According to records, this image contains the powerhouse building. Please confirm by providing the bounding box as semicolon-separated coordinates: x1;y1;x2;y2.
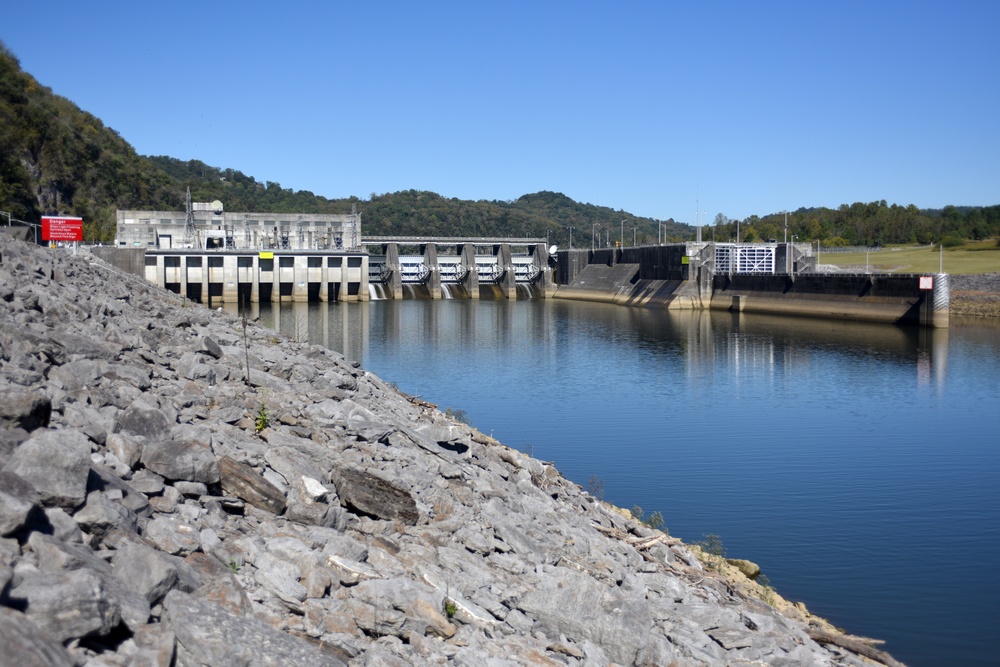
115;207;361;251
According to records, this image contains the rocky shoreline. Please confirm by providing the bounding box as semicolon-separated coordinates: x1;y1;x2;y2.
948;273;1000;319
0;234;905;666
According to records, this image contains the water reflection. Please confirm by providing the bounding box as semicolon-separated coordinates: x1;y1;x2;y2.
247;300;951;393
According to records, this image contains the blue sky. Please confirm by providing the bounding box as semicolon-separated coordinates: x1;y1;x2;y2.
4;1;998;222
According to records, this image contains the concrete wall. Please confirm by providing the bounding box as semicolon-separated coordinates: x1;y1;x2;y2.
553;243;949;328
92;247;146;277
137;250;368;304
712;273;949;327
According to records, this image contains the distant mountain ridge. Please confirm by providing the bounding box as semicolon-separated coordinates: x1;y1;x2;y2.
1;42;997;246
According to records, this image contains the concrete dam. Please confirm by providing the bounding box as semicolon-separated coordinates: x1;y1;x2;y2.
93;239;949;328
554;244;949;328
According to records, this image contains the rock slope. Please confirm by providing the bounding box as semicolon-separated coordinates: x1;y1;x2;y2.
0;235;902;666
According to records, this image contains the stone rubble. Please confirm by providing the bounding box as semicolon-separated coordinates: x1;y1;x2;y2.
0;234;898;666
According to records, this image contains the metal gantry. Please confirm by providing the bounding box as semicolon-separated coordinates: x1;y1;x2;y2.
715;243;776;274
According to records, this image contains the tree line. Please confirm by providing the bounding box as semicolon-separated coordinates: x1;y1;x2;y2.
711;201;1000;248
2;42;997;248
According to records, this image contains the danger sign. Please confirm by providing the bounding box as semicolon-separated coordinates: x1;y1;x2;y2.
919;276;934;290
41;216;84;242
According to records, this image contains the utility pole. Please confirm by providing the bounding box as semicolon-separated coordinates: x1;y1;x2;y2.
785;212;789;274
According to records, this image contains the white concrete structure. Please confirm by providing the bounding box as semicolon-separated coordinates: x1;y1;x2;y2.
116;208;361;251
143;250;369;303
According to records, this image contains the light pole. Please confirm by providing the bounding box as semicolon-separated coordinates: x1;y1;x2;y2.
620;219;624;248
568;226;575;249
592;223;597;250
633;226;637;247
790;235;796;275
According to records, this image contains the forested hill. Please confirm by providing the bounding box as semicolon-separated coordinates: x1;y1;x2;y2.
2;42;997;247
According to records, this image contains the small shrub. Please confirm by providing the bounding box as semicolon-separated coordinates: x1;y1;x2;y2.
444;599;457;619
645;510;665;531
699;533;726;558
254;403;270;433
696;533;727;571
444;407;470;425
629;504;666;531
586;475;605;500
228;559;240;574
757;573;776;606
940;236;965;248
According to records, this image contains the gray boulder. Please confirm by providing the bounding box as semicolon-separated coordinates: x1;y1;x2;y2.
116;399;172;442
331;466;418;525
0;471;41;536
73;491;140;540
8;568;122;642
218;455;286;515
141;433;219;484
0;607;75;667
113;541;179;605
144;515;202;556
3;429;91;509
162;589;347;667
0;387;51;432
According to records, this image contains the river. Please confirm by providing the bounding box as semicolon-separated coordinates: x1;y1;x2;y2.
249;297;999;667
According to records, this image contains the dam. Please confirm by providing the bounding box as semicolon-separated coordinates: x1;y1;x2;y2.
92;238;949;327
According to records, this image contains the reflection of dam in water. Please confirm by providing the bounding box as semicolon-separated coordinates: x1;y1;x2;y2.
221;299;948;393
657;308;950;392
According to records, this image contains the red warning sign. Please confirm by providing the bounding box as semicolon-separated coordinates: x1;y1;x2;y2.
41;216;84;242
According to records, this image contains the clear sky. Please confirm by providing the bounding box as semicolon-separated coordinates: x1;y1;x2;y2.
4;1;998;222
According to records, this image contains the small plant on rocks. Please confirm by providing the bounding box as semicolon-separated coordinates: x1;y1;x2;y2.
254;402;270;433
586;475;605;501
757;574;776;606
444;406;470;425
697;533;727;571
630;505;666;531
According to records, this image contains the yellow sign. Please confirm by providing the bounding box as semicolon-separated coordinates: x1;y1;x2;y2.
259;251;274;259
681;256;690;265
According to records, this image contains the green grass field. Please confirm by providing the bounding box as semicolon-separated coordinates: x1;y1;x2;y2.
820;240;1000;274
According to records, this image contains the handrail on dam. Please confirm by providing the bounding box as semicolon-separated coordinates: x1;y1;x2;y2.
362;236;547;246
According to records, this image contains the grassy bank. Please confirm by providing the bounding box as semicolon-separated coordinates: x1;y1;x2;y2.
820;241;1000;319
820;240;1000;274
